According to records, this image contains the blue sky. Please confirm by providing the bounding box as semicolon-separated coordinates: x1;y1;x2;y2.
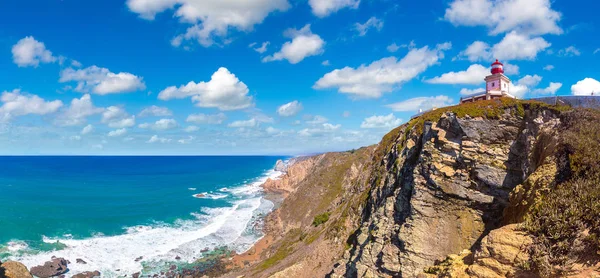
0;0;599;155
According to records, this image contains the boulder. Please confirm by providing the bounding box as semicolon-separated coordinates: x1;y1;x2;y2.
30;257;69;278
0;261;33;278
71;271;100;278
75;259;87;264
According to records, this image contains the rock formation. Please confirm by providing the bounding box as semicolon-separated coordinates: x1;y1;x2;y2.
29;257;69;278
0;261;33;278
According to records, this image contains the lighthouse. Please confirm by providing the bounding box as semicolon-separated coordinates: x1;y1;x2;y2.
460;59;516;104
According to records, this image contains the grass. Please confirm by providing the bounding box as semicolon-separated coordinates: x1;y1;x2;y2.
523;109;600;276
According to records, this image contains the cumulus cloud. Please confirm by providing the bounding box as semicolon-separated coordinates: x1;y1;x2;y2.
139;118;178;130
309;0;360;17
101;106;136;128
387;43;400;53
147;135;171;143
426;64;488;85
355;17;383;36
543;65;555;71
55;94;104;126
386;95;454;112
444;0;562;36
184;125;200;132
360;114;402;129
305;115;328;125
322;60;331;66
571;78;600;96
59;66;146;95
0;89;63;122
108;128;128;137
558;46;581;57
263;24;325;64
277;101;303;117
178;136;195;144
186;112;227;124
127;0;290;47
158;67;253;111
532;82;562;95
11;36;57;67
228;118;258;128
81;124;94;135
459;32;550;62
298;122;341;137
138;105;173;117
509;75;543;98
314;43;450;98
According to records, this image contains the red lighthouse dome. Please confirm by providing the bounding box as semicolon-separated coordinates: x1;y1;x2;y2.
491;59;504;74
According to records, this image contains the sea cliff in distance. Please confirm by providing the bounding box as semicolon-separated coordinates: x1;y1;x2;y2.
2;98;600;277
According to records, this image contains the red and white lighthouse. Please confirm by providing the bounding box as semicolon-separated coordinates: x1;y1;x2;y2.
460;59;516;104
491;59;504;75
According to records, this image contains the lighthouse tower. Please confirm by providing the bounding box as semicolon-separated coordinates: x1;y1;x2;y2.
460;59;516;104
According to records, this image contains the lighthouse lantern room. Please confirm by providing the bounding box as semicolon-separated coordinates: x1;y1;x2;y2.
460;59;516;104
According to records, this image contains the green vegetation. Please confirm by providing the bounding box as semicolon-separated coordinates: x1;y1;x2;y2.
312;212;330;227
524;109;600;276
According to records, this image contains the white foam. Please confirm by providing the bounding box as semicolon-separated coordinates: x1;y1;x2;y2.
188;187;196;191
6;240;28;252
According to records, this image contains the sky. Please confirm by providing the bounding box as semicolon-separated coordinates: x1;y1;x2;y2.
0;0;599;155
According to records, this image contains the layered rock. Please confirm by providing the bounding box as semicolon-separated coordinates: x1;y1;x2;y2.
333;108;561;277
30;257;69;278
262;155;324;195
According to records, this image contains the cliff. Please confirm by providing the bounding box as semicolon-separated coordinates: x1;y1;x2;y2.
228;98;600;278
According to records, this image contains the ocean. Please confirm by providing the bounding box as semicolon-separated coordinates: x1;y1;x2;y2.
0;156;285;277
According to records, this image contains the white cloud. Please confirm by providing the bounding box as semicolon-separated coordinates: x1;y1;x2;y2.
147;135;171;143
571;78;600;96
342;111;351;118
426;64;488;85
71;60;83;67
305;115;328;125
387;43;400;53
186;112;227;124
55;94;104;126
459;88;485;96
11;36;57;67
277;101;303;117
81;124;94;135
309;0;359;17
158;67;253;111
178;136;195;144
387;95;454;112
314;43;451;98
139;118;178;130
459;32;550;61
101;106;136;128
263;24;325;64
594;48;600;55
298;122;341;137
444;0;562;36
504;63;520;75
250;41;270;53
184;125;200;132
509;75;543;98
138;105;173;117
360;114;402;129
265;126;280;135
532;82;562;95
543;65;555;71
355;17;383;36
322;60;331;66
228;118;258;128
59;66;146;95
0;89;63;122
108;128;128;137
558;46;581;57
70;135;82;141
128;0;290;47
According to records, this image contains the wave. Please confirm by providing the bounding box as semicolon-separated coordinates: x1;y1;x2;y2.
192;192;228;200
6;166;284;277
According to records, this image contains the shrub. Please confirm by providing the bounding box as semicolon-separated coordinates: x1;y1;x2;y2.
312;212;330;227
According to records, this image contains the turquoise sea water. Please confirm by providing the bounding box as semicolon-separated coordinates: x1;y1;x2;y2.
0;156;284;276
